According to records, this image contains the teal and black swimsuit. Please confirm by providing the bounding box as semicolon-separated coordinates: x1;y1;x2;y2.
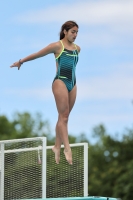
53;40;79;92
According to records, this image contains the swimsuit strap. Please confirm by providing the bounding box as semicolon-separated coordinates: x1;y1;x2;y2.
56;40;64;60
74;43;77;49
74;43;78;52
61;40;77;51
60;40;64;50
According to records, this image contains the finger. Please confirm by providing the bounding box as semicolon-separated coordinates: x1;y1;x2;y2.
10;64;17;68
10;62;17;67
10;65;14;68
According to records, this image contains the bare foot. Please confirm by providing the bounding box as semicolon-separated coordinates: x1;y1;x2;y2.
64;148;72;165
52;146;60;164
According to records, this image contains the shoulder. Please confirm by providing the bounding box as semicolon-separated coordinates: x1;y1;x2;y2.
49;41;62;52
36;41;62;57
75;44;81;53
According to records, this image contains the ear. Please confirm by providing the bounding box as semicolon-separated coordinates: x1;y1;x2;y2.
63;29;67;35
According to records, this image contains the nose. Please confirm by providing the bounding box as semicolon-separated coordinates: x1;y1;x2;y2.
74;32;77;38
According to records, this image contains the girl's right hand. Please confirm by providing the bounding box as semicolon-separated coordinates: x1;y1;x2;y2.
10;61;22;70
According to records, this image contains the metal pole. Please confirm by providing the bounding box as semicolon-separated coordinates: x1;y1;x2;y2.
42;137;47;198
0;143;4;200
84;143;88;196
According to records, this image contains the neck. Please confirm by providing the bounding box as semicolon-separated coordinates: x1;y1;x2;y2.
62;38;73;46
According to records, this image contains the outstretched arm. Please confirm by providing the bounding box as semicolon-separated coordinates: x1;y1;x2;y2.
10;42;59;70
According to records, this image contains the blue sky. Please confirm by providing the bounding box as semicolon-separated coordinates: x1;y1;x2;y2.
1;0;133;141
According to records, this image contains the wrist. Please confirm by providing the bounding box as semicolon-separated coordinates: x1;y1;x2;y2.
19;59;23;65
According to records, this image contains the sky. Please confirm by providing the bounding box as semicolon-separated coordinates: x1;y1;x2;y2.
1;0;133;142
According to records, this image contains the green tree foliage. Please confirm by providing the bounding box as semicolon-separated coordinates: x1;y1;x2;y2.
89;124;133;200
0;115;18;140
0;112;133;200
0;112;52;144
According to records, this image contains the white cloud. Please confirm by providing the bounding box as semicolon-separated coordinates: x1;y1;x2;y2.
77;63;133;101
5;63;133;103
14;0;133;30
14;0;133;25
73;112;133;125
12;0;133;48
70;113;133;137
5;87;53;101
78;76;133;100
77;31;118;47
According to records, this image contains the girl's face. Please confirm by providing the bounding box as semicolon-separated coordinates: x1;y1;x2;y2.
64;26;78;42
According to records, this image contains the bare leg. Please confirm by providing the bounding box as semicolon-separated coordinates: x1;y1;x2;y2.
55;122;62;147
52;80;77;164
52;122;62;164
64;85;77;164
69;84;77;113
52;80;70;163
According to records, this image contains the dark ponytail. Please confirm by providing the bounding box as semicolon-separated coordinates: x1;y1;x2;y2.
59;20;79;40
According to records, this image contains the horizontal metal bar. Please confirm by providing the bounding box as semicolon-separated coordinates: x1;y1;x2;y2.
0;146;42;154
0;143;88;154
0;137;45;144
46;143;88;149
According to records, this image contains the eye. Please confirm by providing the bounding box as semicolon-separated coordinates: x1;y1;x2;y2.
71;31;78;34
72;31;75;33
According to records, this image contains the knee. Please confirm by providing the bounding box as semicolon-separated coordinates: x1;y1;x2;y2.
63;112;69;123
59;110;69;124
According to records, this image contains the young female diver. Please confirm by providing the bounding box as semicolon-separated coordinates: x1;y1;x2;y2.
10;20;81;165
